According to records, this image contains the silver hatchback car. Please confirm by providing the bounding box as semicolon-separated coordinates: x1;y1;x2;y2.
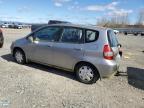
11;24;121;84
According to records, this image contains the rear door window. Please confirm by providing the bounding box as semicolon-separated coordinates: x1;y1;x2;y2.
107;30;118;47
61;27;83;44
85;30;99;43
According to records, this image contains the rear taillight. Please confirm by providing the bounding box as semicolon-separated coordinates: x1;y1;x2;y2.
103;44;114;60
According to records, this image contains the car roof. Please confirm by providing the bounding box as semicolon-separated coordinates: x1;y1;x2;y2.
46;23;110;31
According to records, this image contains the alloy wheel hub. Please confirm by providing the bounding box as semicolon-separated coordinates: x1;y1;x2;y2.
79;66;94;81
15;52;23;63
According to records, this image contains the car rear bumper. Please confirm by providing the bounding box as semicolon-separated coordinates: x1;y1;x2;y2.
94;59;120;78
99;63;119;78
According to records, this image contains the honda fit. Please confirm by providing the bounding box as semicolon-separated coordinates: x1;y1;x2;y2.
11;24;121;84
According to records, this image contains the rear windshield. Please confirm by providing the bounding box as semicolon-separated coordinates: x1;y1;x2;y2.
107;30;118;47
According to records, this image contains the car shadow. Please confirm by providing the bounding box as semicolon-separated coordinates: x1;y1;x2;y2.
116;67;144;90
127;67;144;90
1;54;15;62
115;71;128;77
1;54;76;81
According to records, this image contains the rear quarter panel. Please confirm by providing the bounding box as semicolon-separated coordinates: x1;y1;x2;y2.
82;30;107;73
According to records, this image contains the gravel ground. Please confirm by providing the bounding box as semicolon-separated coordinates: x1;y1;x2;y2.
0;28;144;108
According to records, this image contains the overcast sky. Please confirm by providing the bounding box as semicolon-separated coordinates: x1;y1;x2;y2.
0;0;143;24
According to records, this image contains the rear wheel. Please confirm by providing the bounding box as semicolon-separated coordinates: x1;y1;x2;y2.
75;63;99;84
14;49;26;64
134;33;138;36
141;33;144;36
124;32;127;35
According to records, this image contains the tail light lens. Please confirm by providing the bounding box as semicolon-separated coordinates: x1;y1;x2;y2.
103;44;114;60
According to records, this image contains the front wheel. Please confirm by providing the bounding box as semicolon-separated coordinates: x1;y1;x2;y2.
75;64;100;84
14;49;26;64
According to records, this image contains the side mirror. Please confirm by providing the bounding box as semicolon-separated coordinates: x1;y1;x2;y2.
117;43;122;48
27;36;34;43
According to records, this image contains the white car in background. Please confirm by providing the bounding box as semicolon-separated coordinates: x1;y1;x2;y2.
1;24;10;28
113;30;119;35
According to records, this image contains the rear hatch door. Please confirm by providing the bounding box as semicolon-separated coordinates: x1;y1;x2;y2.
107;30;121;60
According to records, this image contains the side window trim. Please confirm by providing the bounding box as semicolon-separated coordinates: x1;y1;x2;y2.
53;26;63;42
85;29;99;43
59;26;84;44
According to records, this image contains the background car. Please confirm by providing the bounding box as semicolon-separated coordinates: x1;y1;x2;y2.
31;20;70;32
141;32;144;36
113;30;119;34
1;23;10;28
0;29;4;48
13;24;23;29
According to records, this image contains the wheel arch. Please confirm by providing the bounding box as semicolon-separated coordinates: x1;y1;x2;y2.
13;47;25;56
74;61;101;79
13;47;28;62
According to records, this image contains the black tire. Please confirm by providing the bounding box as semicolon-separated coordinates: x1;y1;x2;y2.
134;33;138;36
0;43;3;48
141;33;144;36
14;49;26;64
119;51;123;57
124;32;127;35
75;63;100;84
0;33;4;48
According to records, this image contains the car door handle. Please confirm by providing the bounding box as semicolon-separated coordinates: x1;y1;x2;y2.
73;48;82;51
